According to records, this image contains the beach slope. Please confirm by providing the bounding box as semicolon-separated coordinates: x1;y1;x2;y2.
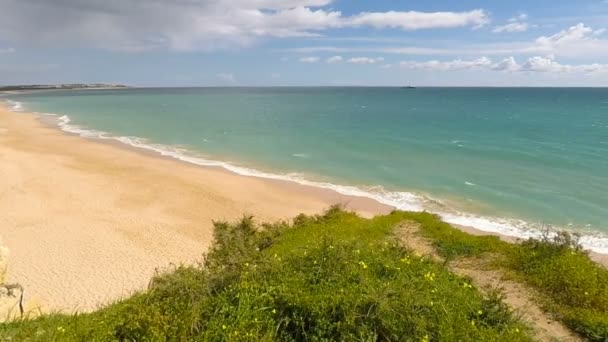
0;104;388;312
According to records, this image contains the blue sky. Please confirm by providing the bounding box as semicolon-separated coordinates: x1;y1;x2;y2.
1;0;608;86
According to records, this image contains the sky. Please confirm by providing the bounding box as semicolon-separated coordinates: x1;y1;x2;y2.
1;0;608;86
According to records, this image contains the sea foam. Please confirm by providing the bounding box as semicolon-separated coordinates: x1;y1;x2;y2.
6;100;24;112
5;99;608;254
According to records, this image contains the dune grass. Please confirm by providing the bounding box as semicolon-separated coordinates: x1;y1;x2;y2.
402;211;608;341
0;208;531;341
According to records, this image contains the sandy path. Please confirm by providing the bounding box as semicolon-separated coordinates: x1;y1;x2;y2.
397;221;581;342
0;104;389;312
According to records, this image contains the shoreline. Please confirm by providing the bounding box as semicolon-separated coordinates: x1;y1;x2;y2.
0;102;393;313
1;102;606;313
12;97;608;255
14;96;608;253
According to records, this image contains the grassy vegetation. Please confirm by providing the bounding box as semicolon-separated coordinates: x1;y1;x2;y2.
402;211;608;341
0;208;531;341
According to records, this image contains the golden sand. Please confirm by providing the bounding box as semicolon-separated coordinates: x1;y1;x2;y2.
0;104;390;313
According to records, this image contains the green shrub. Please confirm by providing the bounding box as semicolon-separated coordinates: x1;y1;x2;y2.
0;209;531;341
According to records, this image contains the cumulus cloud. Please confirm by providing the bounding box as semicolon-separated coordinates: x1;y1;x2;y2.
0;1;489;51
347;9;488;30
299;56;320;63
493;22;529;33
493;14;531;33
400;57;492;71
533;23;608;57
399;55;608;73
491;57;520;71
326;55;343;63
347;57;384;64
537;23;600;46
519;55;608;73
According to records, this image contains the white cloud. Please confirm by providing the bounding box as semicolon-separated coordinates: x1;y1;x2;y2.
291;46;467;55
0;47;15;54
493;14;530;33
217;72;236;83
493;22;529;33
0;1;490;51
400;57;492;71
326;55;343;63
536;23;600;46
399;56;608;73
238;0;334;9
533;23;608;58
299;56;320;63
594;28;607;36
519;55;608;73
347;9;489;30
509;14;528;22
491;57;520;71
347;57;384;64
289;23;608;59
520;56;566;72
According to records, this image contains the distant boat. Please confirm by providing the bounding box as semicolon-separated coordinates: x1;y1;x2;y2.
400;86;416;89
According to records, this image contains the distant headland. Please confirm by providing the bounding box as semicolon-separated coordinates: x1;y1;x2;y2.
0;84;128;92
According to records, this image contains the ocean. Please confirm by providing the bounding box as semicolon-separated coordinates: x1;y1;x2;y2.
4;87;608;252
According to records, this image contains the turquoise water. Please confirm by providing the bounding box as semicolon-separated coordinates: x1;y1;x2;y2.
4;87;608;251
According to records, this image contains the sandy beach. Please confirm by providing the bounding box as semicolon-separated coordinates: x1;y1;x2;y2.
1;102;606;315
0;103;390;313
